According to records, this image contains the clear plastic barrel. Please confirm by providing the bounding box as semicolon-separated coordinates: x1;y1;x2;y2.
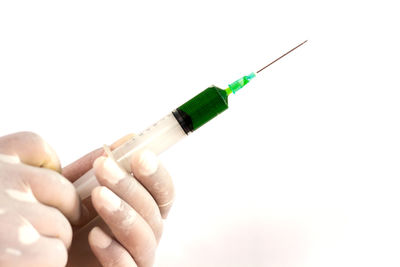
73;112;187;199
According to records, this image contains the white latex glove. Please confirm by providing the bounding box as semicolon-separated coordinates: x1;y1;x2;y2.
66;134;175;267
0;132;85;267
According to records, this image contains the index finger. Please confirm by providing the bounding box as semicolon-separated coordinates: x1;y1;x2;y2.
8;162;85;225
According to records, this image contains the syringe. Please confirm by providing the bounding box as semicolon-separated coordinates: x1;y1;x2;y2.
74;40;308;199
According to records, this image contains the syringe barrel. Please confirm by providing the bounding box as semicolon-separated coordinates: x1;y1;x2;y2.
74;85;230;199
73;112;187;199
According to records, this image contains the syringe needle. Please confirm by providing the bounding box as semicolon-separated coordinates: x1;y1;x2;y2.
256;40;308;74
226;40;308;95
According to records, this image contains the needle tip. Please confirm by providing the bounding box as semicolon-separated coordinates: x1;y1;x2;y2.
256;40;308;74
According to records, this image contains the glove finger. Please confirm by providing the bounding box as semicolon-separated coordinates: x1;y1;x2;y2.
131;150;175;218
93;156;163;242
16;202;72;248
91;186;157;267
89;226;138;267
8;162;84;225
0;210;67;267
0;132;61;172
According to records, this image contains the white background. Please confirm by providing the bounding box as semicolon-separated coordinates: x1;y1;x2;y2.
1;0;400;266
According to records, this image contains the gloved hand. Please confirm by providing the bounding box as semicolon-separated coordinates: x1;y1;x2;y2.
0;132;175;267
0;132;85;266
64;134;175;267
